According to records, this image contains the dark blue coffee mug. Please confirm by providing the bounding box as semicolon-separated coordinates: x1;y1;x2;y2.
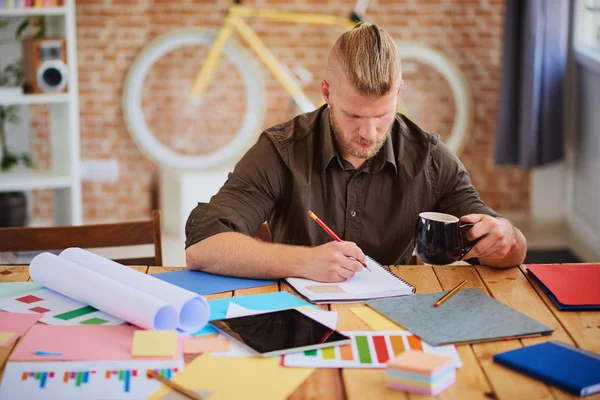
414;212;478;265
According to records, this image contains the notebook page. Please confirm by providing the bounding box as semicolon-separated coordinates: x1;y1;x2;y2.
333;257;410;294
286;256;412;300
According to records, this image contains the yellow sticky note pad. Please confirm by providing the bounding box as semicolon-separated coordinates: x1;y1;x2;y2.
131;330;178;357
149;354;314;400
0;332;16;346
350;306;405;331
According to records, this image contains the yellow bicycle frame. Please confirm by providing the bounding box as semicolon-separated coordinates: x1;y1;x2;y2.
188;5;356;104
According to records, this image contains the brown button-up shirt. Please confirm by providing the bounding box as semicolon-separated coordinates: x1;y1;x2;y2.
185;105;498;266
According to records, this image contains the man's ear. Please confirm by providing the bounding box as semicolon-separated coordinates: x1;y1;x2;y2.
397;79;404;96
321;79;331;105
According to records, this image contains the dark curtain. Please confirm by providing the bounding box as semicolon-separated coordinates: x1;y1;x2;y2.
494;0;570;167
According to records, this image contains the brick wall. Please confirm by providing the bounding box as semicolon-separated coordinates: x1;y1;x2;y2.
32;0;529;224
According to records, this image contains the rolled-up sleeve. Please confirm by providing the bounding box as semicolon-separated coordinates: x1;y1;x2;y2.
185;133;288;249
431;141;500;219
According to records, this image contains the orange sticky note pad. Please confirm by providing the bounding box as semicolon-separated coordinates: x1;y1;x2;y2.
131;330;178;357
0;332;16;346
387;350;454;376
183;337;230;354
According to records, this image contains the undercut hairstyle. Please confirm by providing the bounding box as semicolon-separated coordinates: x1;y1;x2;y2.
331;21;401;97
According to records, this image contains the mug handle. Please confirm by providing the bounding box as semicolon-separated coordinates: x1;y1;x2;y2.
458;222;478;260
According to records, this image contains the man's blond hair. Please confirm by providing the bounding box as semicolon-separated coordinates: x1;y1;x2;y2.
330;22;400;97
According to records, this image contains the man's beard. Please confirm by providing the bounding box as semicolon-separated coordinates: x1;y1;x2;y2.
330;106;391;160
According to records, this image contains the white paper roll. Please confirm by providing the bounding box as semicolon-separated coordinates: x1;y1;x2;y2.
29;253;178;331
60;248;209;332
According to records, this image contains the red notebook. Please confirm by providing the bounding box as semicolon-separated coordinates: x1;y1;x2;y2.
526;264;600;308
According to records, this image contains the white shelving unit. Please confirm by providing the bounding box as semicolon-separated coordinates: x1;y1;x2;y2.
0;0;82;225
0;6;67;17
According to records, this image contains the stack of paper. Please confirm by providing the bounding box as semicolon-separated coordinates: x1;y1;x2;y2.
1;324;185;399
386;350;456;395
21;248;210;331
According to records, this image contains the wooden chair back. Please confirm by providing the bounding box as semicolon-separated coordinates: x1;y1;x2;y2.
0;210;163;266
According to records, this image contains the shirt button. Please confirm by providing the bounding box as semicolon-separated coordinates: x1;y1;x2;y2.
350;211;357;217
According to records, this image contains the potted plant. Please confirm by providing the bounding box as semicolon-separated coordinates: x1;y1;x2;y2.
0;59;32;227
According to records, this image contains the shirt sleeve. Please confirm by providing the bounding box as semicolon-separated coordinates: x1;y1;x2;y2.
430;140;500;218
184;133;288;249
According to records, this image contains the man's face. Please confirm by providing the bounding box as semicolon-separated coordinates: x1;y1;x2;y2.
328;77;398;163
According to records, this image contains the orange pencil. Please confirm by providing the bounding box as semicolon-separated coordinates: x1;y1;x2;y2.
433;280;467;307
147;370;203;400
307;210;371;271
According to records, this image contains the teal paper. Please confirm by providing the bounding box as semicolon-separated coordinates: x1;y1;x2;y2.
0;282;43;299
192;291;316;335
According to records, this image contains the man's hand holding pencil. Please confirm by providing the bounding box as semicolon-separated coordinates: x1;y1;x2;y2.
302;210;370;283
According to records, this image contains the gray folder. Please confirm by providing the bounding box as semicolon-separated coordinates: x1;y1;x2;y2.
366;289;554;346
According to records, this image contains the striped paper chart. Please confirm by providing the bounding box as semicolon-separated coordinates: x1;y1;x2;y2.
0;360;183;399
0;288;123;326
282;331;462;369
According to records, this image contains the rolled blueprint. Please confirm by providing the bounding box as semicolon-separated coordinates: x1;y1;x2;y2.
60;247;210;332
29;252;178;331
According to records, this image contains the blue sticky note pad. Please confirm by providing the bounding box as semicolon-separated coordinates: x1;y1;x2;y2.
193;291;316;335
152;270;275;296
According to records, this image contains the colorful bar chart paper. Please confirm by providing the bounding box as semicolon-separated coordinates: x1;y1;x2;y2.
0;288;123;326
282;331;462;369
0;360;183;399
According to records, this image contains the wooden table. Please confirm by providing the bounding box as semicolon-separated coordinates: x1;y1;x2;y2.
1;264;599;400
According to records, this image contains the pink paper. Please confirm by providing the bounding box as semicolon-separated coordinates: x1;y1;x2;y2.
10;325;184;361
0;312;42;347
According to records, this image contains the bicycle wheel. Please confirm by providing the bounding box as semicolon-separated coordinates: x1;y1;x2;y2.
395;41;473;155
122;28;266;170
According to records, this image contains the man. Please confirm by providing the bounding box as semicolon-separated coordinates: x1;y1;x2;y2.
185;22;527;282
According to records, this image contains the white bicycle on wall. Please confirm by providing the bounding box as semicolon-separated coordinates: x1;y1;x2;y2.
122;0;474;171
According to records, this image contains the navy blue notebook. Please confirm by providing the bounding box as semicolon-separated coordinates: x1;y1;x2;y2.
493;341;600;396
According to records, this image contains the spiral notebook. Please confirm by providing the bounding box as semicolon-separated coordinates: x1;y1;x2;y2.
285;256;414;303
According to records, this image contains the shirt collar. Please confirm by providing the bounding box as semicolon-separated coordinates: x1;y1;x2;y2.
318;105;398;175
318;105;341;172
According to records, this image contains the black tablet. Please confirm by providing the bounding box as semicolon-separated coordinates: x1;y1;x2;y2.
209;308;351;357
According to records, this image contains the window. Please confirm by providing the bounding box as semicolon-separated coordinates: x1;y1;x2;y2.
574;0;600;68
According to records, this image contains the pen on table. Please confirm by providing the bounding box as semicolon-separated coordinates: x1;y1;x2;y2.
307;210;371;271
147;370;203;400
433;280;467;307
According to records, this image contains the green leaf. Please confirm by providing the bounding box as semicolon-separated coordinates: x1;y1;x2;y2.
1;152;18;171
15;16;45;40
15;19;29;40
21;153;33;168
38;16;46;38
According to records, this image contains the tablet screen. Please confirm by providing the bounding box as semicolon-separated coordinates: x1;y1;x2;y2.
209;308;351;357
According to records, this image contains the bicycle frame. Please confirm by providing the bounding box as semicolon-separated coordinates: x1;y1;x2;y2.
188;5;356;112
